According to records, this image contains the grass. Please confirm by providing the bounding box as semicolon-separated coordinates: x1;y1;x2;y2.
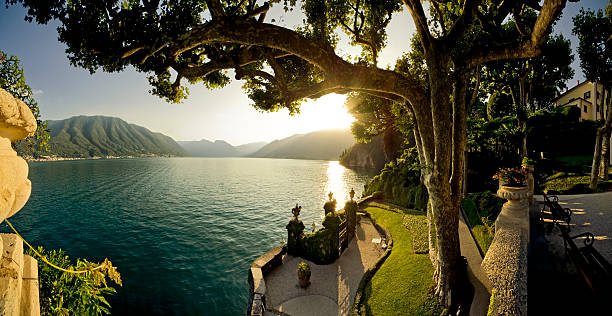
402;210;429;254
461;197;498;254
359;206;443;315
542;172;612;194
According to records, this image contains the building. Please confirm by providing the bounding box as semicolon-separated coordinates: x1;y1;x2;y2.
554;80;611;165
554;80;610;121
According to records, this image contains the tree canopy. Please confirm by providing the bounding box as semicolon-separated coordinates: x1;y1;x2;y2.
0;50;49;152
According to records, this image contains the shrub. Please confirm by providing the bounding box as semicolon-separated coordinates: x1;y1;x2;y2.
364;148;428;210
25;246;121;316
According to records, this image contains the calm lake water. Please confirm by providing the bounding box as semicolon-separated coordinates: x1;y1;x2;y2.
5;157;374;315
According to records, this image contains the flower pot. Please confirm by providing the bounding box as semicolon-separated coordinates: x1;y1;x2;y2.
297;269;311;288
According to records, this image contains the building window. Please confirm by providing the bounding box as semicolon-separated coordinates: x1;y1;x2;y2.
584;91;591;99
584;105;588;113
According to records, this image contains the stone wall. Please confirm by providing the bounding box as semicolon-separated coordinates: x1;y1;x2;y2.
0;88;40;315
481;186;530;316
247;246;286;316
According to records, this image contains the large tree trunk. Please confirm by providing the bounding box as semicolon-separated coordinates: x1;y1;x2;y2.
428;184;461;307
590;86;612;189
600;132;610;180
590;129;605;189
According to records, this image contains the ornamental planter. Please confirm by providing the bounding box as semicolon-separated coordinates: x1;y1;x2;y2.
497;185;530;215
297;262;311;288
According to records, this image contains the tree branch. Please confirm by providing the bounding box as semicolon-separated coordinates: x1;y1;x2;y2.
445;0;479;44
206;0;224;19
465;0;566;69
403;0;432;47
167;19;428;110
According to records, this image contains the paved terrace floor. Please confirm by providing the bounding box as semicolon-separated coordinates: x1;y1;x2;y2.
264;217;384;316
529;192;612;315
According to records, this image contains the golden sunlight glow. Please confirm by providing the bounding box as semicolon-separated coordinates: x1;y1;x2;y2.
292;93;355;131
324;161;350;205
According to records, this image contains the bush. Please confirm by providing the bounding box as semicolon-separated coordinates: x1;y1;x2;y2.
25;246;121;316
364;148;428;211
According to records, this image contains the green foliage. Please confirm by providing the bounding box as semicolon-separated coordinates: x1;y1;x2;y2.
402;210;428;254
573;7;612;86
462;191;504;254
364;148;428;211
297;261;311;280
359;207;443;315
487;288;498;316
527;106;597;157
25;246;121;316
0;50;50;153
542;172;612;194
300;213;341;264
486;91;514;120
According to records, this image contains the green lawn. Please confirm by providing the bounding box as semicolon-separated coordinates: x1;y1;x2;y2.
358;206;443;315
542;172;612;194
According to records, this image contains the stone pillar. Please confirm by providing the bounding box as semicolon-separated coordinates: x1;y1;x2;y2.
286;204;305;256
481;186;530;316
345;200;358;242
0;88;40;316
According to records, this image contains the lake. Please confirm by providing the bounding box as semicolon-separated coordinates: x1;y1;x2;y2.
5;157;374;315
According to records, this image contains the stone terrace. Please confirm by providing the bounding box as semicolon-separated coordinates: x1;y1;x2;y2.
264;217;384;316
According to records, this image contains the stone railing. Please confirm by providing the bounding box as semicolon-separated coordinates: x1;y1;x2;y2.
0;88;40;315
247;246;286;316
481;185;530;316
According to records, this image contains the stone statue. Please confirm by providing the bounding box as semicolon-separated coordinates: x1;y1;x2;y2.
0;88;36;221
0;87;40;315
292;204;302;220
349;188;355;201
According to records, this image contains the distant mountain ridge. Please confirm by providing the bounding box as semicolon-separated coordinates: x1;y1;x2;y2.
249;129;355;160
177;139;267;157
26;116;187;158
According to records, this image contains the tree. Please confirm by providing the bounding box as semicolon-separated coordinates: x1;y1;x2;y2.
0;50;50;153
573;6;612;188
481;27;574;158
8;0;570;309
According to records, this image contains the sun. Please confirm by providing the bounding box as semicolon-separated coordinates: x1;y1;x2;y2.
293;93;356;131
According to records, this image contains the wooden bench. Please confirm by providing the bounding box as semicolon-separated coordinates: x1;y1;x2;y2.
541;193;572;228
558;224;612;296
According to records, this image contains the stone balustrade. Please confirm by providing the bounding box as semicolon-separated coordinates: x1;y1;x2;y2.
0;87;40;315
481;185;530;316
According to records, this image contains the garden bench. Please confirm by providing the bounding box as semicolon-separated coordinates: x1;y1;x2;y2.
541;193;572;227
558;224;612;296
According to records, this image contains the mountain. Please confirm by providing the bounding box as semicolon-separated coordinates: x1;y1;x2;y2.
339;133;387;171
177;139;267;157
28;116;187;158
250;129;355;160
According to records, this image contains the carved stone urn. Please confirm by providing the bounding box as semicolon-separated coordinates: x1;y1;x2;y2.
497;185;530;215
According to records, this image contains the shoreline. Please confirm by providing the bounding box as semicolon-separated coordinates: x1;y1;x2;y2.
24;154;177;162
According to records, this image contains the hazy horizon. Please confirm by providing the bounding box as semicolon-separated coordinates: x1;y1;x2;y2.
0;0;607;144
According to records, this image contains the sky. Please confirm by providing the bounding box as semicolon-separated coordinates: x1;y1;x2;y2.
0;0;608;145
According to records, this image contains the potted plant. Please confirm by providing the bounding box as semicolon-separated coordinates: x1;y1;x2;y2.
297;261;311;288
493;167;527;187
521;157;535;172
